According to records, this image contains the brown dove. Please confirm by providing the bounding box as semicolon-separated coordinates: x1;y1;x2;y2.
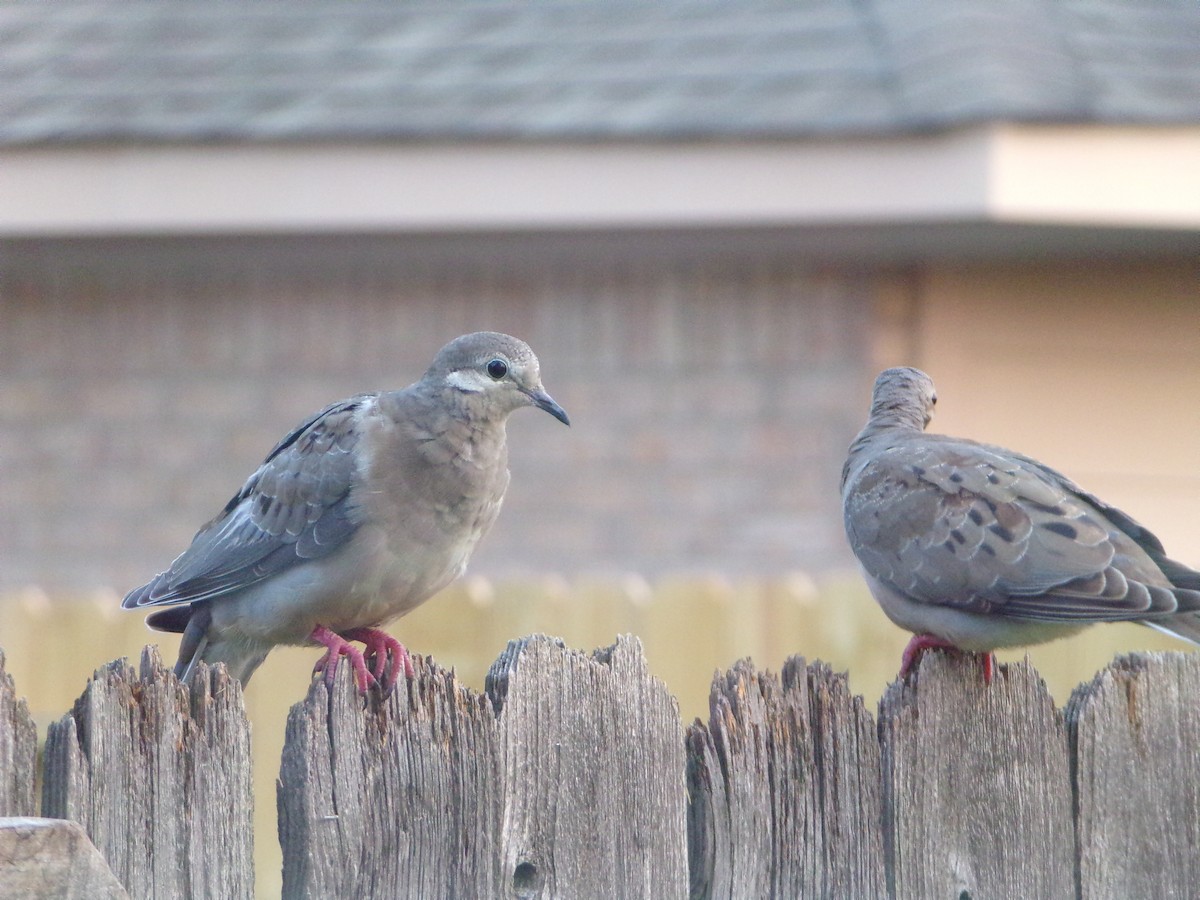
842;366;1200;681
124;332;569;693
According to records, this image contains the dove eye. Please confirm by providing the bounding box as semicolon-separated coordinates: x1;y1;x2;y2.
486;359;508;380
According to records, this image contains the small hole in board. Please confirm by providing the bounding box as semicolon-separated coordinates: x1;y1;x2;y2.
513;860;542;895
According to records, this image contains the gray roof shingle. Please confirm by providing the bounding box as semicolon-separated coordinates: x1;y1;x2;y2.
1;0;1198;145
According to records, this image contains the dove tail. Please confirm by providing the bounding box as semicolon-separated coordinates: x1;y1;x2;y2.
144;602;209;678
144;603;220;680
1158;556;1200;593
173;603;213;679
165;606;270;686
145;604;192;633
142;602;266;684
1143;612;1200;646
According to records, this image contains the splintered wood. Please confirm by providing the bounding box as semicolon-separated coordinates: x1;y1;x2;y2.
40;648;253;900
686;658;885;899
279;634;687;899
0;650;36;818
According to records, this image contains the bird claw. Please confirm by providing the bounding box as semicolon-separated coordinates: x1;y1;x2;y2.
900;633;996;684
309;625;378;693
308;624;413;695
341;627;414;695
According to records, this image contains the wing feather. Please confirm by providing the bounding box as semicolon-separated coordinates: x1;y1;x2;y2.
123;395;373;608
845;434;1191;622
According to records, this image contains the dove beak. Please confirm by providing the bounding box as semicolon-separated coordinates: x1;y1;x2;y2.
526;388;570;426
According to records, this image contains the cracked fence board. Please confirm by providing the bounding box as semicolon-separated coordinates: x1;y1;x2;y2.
278;655;503;899
488;634;688;899
41;648;254;900
0;649;36;817
879;653;1074;899
686;657;885;899
279;634;687;899
1068;652;1200;899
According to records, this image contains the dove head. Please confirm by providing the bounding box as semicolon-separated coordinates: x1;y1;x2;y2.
869;367;937;432
426;332;570;426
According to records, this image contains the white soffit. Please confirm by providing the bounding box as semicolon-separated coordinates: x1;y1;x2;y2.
989;125;1200;229
0;124;1196;236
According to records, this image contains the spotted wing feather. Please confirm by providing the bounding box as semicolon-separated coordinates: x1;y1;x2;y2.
846;435;1200;621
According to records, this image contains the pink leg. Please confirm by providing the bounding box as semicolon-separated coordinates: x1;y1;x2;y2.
309;624;375;693
341;627;414;694
899;633;996;684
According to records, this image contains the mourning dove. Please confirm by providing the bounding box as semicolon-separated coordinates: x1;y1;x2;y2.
842;367;1200;681
123;332;569;692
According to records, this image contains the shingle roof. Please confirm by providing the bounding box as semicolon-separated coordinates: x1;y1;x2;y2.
2;0;1199;145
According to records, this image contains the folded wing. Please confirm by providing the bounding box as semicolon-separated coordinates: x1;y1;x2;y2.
845;435;1200;621
123;395;371;608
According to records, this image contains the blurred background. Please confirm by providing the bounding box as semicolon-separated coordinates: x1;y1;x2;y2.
1;1;1198;896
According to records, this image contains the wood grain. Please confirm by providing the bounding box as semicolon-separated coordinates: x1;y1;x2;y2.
41;648;253;899
879;652;1075;899
1068;651;1200;899
489;634;688;899
0;650;36;818
280;633;687;899
687;657;885;899
0;817;128;899
278;653;502;899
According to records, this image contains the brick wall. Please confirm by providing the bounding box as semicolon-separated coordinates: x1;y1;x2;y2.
0;236;874;590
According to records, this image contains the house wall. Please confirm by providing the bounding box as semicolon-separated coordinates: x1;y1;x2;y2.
0;236;875;591
6;237;1192;596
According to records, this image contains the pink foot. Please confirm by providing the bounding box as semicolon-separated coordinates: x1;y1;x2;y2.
341;627;413;694
900;633;996;684
309;624;376;693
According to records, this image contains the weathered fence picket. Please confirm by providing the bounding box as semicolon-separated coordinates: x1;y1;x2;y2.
488;635;687;897
879;654;1075;898
40;647;254;900
277;651;503;897
686;658;885;899
1068;652;1200;898
2;636;1199;899
0;649;36;818
279;634;688;899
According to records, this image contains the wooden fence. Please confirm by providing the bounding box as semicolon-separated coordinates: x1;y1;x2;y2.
2;636;1198;899
6;577;1187;897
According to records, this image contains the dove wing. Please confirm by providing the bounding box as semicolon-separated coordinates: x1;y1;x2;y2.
845;435;1180;621
123;395;372;608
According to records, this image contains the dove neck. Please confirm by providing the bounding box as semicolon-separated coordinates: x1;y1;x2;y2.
397;380;502;428
866;398;928;434
841;412;923;492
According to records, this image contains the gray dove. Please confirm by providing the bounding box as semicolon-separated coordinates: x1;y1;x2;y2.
124;332;569;692
842;366;1200;681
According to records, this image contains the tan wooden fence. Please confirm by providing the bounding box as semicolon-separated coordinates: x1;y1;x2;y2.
0;578;1191;898
2;633;1198;898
